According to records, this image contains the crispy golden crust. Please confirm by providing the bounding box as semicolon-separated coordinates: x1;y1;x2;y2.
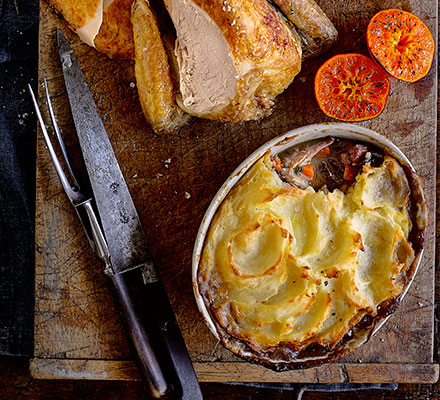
95;0;135;59
46;0;135;59
198;151;425;370
176;0;302;122
47;0;101;30
132;0;190;133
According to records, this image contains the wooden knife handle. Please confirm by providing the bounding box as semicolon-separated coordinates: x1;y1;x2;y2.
107;271;168;398
107;268;203;399
146;278;204;400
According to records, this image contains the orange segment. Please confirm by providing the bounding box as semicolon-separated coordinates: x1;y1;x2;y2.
367;9;434;82
314;53;390;122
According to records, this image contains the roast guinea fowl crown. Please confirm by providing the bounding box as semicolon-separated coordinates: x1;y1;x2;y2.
46;0;337;131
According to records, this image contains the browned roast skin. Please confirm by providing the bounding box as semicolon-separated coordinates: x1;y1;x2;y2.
47;0;101;30
164;0;302;122
94;0;135;59
272;0;337;58
46;0;135;59
132;0;190;133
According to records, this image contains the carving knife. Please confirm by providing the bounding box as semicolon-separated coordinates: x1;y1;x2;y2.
56;29;203;399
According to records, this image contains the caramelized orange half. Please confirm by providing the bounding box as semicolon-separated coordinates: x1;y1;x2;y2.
367;9;434;82
314;53;390;122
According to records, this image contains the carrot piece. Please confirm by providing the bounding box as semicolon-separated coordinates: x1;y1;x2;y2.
272;157;283;172
343;165;358;181
316;146;330;157
301;164;315;179
314;53;390;122
367;9;434;82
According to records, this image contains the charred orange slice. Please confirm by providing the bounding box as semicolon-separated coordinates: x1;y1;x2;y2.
367;9;434;82
314;53;390;122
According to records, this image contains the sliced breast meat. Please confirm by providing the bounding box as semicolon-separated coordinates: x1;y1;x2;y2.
132;0;190;133
163;0;302;122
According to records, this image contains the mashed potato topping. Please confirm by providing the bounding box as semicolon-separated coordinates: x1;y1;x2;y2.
198;151;415;355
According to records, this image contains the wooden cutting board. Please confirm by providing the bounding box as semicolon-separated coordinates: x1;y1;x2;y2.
31;0;439;384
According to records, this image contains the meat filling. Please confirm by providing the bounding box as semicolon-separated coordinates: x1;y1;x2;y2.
272;137;384;192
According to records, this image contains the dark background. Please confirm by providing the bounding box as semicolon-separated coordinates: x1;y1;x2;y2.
0;0;37;357
0;0;438;399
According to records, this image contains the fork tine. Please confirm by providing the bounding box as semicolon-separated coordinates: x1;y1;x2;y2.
43;78;81;190
28;82;78;203
29;81;107;257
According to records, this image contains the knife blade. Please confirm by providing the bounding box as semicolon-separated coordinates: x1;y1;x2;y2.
58;33;150;276
57;30;202;399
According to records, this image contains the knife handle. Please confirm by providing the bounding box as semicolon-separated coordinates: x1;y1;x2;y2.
108;267;203;399
147;279;204;400
107;271;168;398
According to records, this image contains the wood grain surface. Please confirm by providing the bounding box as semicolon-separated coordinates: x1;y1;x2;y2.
29;359;439;384
33;0;438;385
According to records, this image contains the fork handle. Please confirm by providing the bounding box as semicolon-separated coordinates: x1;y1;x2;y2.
78;200;111;268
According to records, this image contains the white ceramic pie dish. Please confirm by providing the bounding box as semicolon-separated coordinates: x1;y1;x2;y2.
192;122;426;369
